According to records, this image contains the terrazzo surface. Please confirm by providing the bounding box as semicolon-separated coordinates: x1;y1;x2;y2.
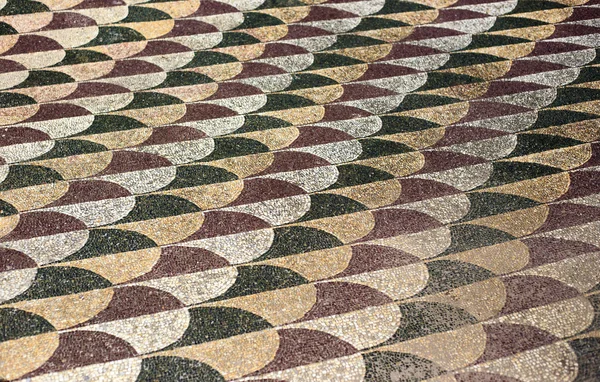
1;0;600;381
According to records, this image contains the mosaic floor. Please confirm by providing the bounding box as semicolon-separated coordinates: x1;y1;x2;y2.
1;0;600;381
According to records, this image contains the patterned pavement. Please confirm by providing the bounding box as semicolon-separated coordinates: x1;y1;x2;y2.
0;0;600;380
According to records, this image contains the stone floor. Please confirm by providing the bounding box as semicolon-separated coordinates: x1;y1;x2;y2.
0;0;600;381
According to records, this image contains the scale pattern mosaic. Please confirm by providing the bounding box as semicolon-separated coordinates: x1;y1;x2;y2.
0;0;600;380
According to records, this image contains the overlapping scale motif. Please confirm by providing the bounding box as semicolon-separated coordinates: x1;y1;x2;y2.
1;0;600;380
